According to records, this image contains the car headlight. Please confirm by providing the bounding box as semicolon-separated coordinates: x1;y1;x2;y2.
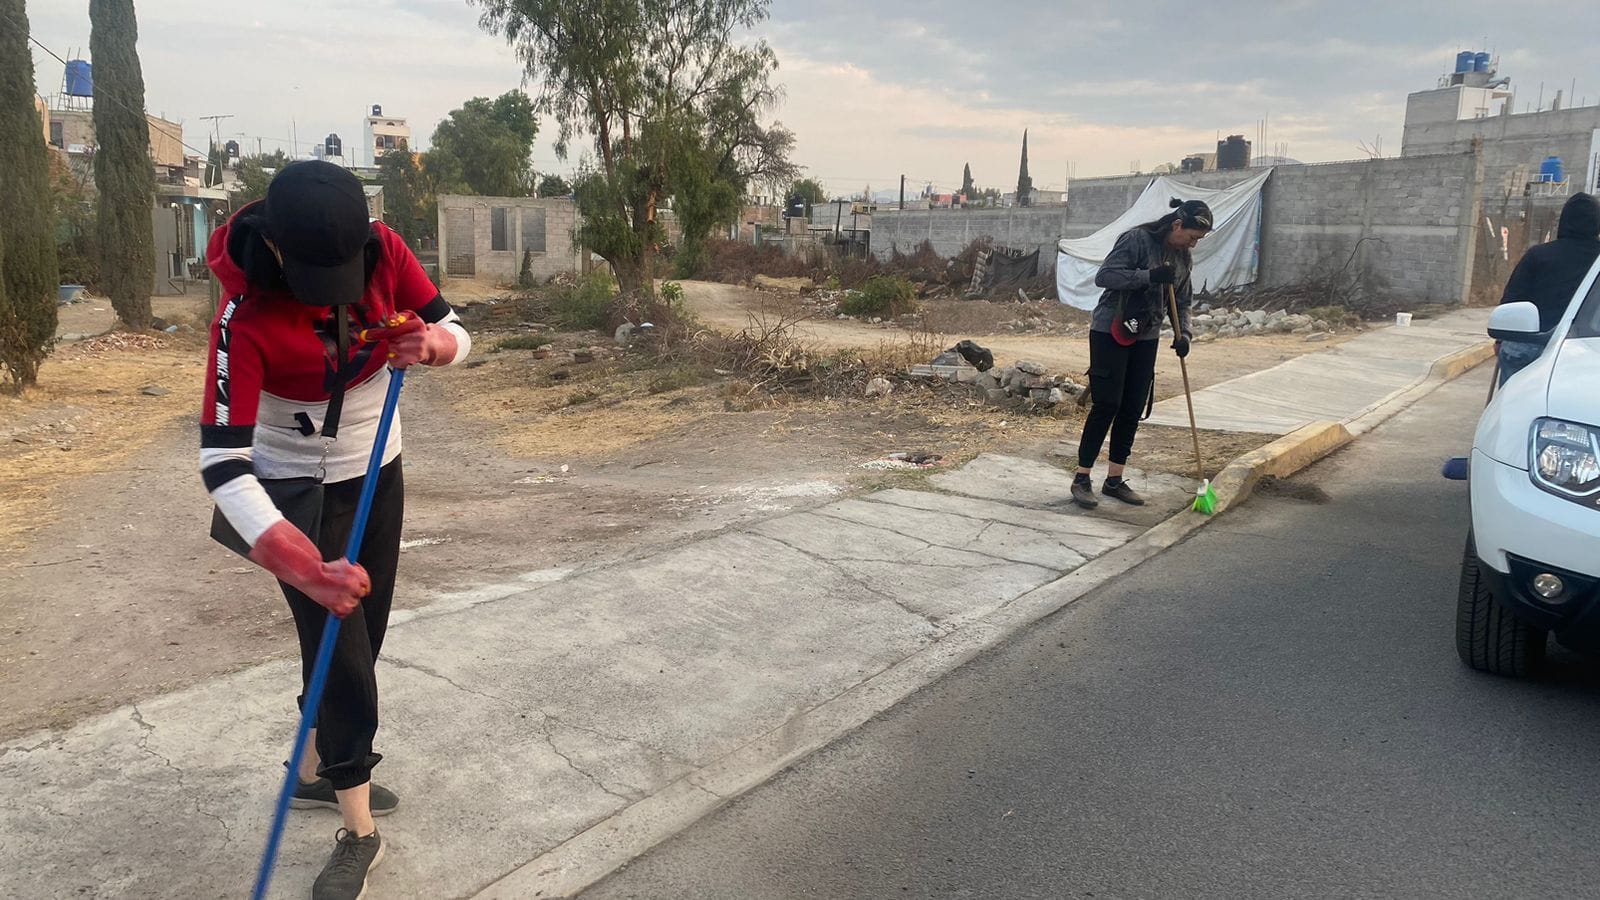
1530;418;1600;502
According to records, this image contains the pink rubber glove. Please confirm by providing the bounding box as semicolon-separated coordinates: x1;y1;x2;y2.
248;520;370;618
360;314;458;368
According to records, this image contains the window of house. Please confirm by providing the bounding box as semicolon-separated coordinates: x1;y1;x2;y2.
491;208;511;251
521;208;547;253
50;121;64;147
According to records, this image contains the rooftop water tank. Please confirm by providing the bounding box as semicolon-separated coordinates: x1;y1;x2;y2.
371;104;382;117
324;134;342;157
1455;52;1475;74
1216;135;1251;171
64;60;93;97
1474;52;1491;73
1539;156;1565;184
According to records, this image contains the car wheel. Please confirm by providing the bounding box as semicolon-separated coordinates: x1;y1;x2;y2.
1456;531;1547;676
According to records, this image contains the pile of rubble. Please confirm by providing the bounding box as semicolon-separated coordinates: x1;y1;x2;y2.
1189;306;1346;343
904;343;1084;409
975;360;1085;407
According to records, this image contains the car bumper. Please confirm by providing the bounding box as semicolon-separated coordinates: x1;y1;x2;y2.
1471;450;1600;649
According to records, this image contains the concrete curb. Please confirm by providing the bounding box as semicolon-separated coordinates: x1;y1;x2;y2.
472;341;1497;900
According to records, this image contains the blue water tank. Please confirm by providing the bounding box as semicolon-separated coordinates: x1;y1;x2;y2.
1455;51;1475;73
1474;52;1491;73
64;60;93;97
1539;156;1565;184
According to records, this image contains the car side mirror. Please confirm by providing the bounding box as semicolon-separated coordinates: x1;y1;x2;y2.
1488;301;1543;342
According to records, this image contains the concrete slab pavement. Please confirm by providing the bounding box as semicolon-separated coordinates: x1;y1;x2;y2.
1147;308;1492;433
0;454;1186;900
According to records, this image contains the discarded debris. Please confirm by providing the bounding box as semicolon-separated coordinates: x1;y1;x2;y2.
865;377;895;398
859;451;945;471
140;385;171;397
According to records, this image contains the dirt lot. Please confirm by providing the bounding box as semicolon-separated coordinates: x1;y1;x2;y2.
0;282;1297;739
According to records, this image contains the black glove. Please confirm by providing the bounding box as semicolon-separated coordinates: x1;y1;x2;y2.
1172;335;1191;359
1149;264;1177;285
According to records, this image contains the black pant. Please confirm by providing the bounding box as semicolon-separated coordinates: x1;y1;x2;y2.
280;458;404;791
1077;331;1158;470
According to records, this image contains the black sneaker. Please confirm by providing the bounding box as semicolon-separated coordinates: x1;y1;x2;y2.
1070;480;1099;509
293;778;400;817
313;828;385;900
1102;480;1146;506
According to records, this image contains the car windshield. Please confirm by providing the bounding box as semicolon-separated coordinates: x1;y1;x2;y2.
1574;273;1600;339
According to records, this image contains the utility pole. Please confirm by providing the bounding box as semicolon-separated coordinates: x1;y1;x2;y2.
198;114;232;186
899;174;905;211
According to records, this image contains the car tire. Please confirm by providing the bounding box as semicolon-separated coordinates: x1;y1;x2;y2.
1456;531;1547;676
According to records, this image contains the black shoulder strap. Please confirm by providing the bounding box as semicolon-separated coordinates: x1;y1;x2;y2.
322;312;350;440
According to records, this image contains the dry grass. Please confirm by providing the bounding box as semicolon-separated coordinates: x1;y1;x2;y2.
0;334;207;550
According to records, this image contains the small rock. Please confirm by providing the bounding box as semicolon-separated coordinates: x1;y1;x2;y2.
1047;387;1064;404
983;387;1011;405
1267;309;1288;323
140;385;170;397
572;350;595;364
1244;310;1268;327
1016;360;1047;376
1028;388;1053;402
164;325;179;334
976;371;1002;391
1304;332;1330;342
870;317;883;324
865;377;894;398
614;323;635;345
1195;332;1218;343
60;333;86;342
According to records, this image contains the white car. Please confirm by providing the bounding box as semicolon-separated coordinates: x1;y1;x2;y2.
1459;258;1600;676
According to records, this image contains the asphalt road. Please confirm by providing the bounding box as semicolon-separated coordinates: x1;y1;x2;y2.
586;369;1600;900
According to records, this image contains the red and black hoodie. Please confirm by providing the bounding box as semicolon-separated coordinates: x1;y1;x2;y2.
200;204;470;548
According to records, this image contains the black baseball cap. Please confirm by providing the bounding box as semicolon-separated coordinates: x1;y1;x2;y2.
263;160;371;306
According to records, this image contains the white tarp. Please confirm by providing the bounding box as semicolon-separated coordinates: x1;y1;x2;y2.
1056;170;1272;310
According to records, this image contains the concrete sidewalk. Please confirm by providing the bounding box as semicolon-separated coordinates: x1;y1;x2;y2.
0;453;1193;900
1147;308;1492;433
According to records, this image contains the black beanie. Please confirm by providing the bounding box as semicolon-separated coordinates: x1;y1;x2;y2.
1170;198;1214;232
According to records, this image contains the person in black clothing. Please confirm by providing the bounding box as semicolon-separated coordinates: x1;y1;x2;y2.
1072;199;1212;509
1498;192;1600;385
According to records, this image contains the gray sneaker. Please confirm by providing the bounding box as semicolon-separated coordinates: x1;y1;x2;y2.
313;828;385;900
1070;480;1099;509
1102;480;1146;506
293;778;400;817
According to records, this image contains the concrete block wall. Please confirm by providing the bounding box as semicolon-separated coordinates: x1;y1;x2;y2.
437;195;582;284
870;153;1483;306
1257;153;1480;304
870;207;1070;277
1403;105;1600;198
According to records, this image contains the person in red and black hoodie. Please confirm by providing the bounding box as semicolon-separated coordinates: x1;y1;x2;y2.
200;161;469;899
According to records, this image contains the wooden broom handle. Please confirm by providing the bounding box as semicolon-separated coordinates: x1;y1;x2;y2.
1166;285;1204;483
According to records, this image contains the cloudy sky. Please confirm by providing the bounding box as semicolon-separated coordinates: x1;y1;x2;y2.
26;0;1600;198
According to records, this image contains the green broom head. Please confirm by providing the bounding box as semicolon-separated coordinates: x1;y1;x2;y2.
1193;478;1219;515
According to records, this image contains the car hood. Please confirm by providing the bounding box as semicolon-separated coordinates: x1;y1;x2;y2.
1547;337;1600;426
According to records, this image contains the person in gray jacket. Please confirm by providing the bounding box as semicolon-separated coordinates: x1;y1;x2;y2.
1072;198;1212;509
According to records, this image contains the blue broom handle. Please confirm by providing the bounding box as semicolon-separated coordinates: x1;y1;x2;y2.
251;367;406;900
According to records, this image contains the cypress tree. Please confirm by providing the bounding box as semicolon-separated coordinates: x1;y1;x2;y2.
90;0;155;330
0;0;60;389
1015;130;1033;208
